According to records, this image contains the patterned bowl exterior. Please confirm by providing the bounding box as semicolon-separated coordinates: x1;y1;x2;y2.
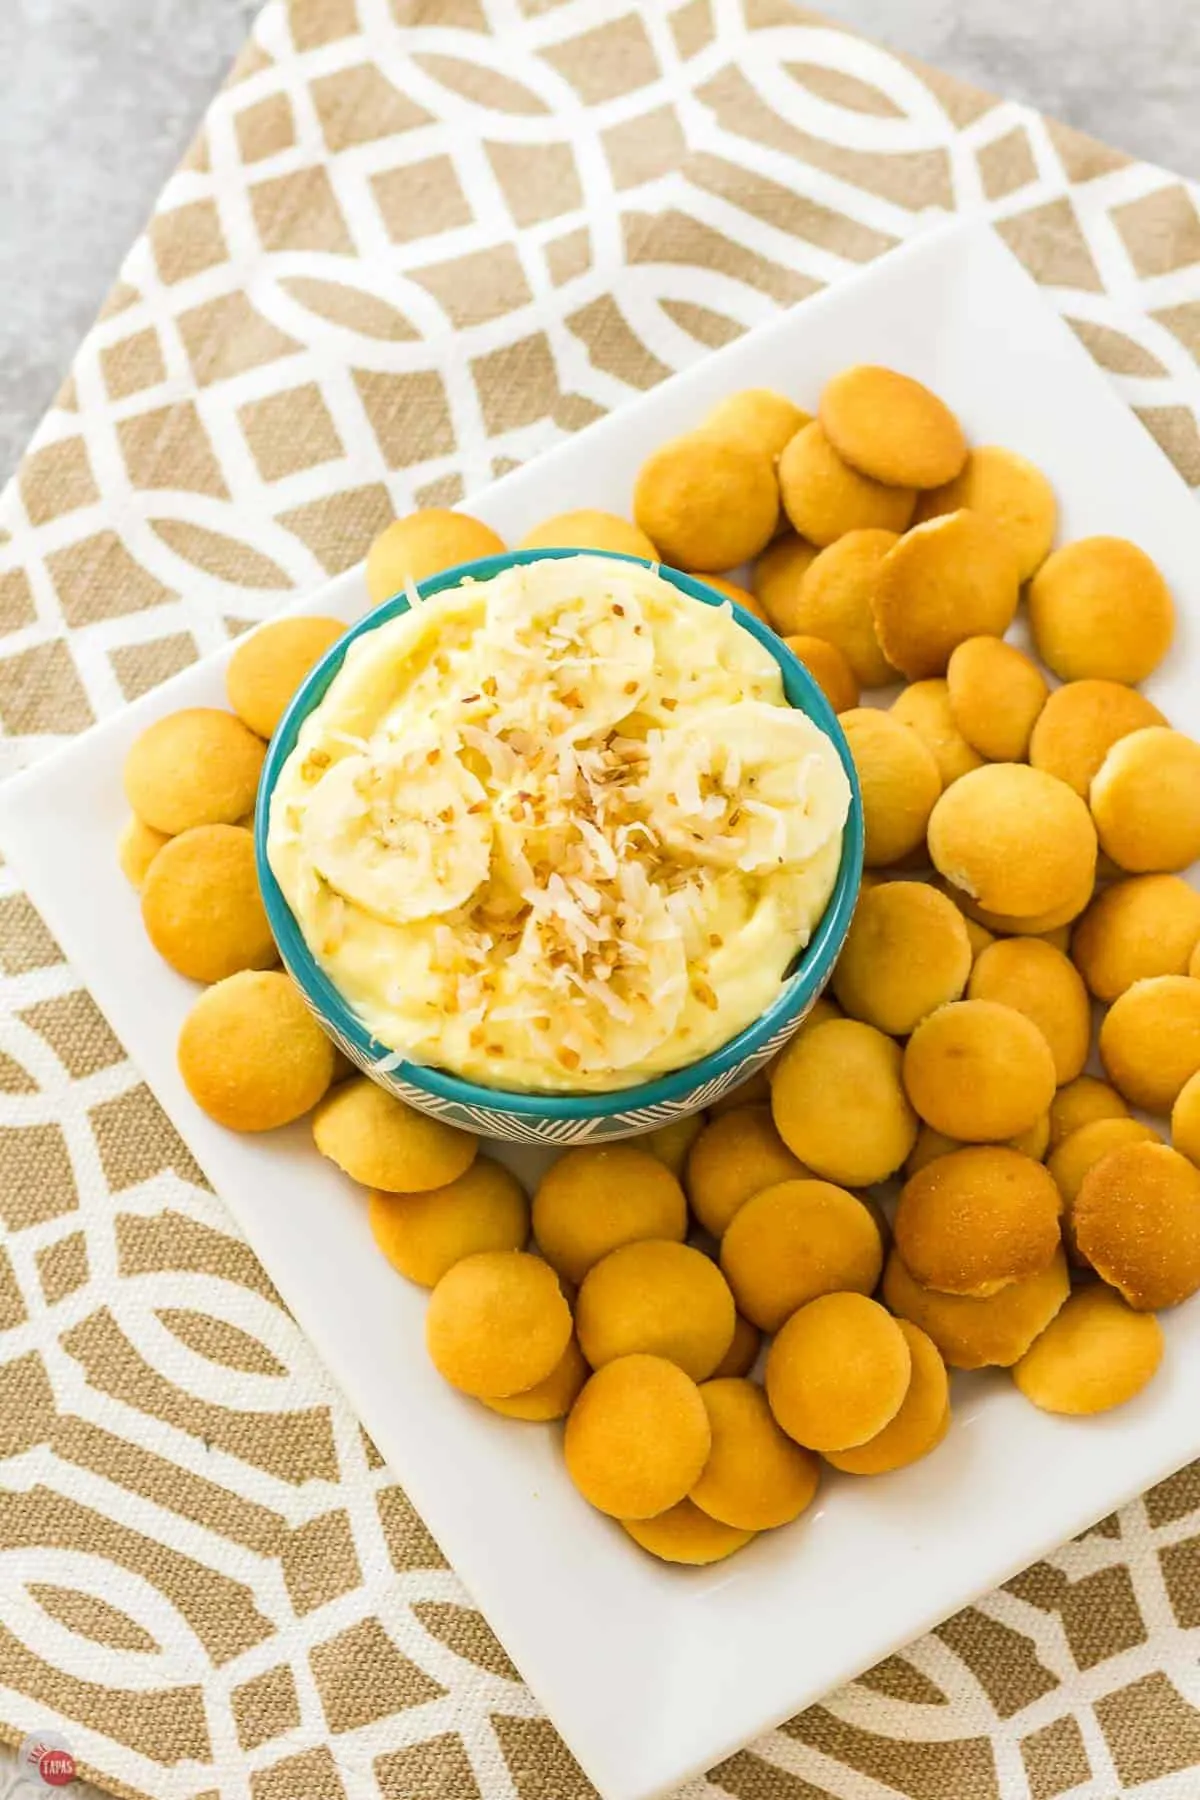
256;548;864;1143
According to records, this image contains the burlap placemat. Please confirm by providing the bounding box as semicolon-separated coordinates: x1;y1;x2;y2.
2;3;1200;1796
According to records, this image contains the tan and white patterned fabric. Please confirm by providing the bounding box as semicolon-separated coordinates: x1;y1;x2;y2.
2;3;1200;1796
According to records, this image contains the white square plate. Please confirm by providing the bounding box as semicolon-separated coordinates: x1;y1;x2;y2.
4;218;1200;1800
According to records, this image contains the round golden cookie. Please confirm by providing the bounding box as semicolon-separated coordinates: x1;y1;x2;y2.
1028;680;1166;798
905;1125;964;1178
870;512;1020;681
368;1156;528;1287
313;1076;477;1191
690;572;768;620
1049;1077;1129;1151
945;637;1048;762
532;1144;687;1286
575;1241;736;1380
895;1147;1061;1298
1090;728;1200;874
622;1499;755;1564
914;445;1056;579
819;366;967;489
118;814;170;889
966;937;1090;1085
1048;1117;1160;1211
709;1070;772;1117
903;1000;1057;1141
1100;975;1200;1113
564;1353;711;1518
752;534;820;634
954;902;996;963
226;616;345;739
891;680;984;786
956;875;1096;939
1073;1141;1200;1309
1072;876;1200;1001
141;824;277;984
481;1335;589;1421
691;1378;820;1529
1172;1069;1200;1165
426;1250;571;1398
905;1113;1050;1175
517;509;657;560
711;1312;761;1379
177;970;335;1131
883;1247;1069;1370
832;880;971;1036
720;1178;883;1331
784;635;859;714
840;709;942;868
796;995;842;1037
927;763;1096;920
633;433;778;570
766;1293;912;1452
1028;536;1174;683
825;1320;950;1475
703;388;810;461
772;1018;918;1185
778;423;915;549
125;708;265;836
644;1113;706;1180
780;531;899;685
1015;1112;1053;1160
1013;1284;1163;1416
365;510;505;604
685;1106;806;1238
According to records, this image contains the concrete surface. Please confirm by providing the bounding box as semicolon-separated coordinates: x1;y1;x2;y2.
820;0;1200;182
0;3;1196;1795
1;1;1198;485
0;0;258;483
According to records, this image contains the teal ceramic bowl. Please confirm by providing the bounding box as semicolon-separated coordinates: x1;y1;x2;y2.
256;549;863;1144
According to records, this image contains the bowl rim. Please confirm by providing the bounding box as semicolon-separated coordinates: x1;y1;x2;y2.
255;547;864;1118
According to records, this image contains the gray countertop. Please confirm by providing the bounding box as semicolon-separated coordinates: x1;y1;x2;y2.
0;6;1196;1798
1;0;1198;485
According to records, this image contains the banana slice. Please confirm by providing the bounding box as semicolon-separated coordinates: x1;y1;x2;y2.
636;701;851;874
300;734;492;924
481;557;655;740
494;867;688;1077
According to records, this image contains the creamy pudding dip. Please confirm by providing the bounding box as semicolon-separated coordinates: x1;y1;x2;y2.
267;555;850;1093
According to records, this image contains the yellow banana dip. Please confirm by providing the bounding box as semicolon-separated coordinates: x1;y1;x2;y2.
267;555;850;1093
